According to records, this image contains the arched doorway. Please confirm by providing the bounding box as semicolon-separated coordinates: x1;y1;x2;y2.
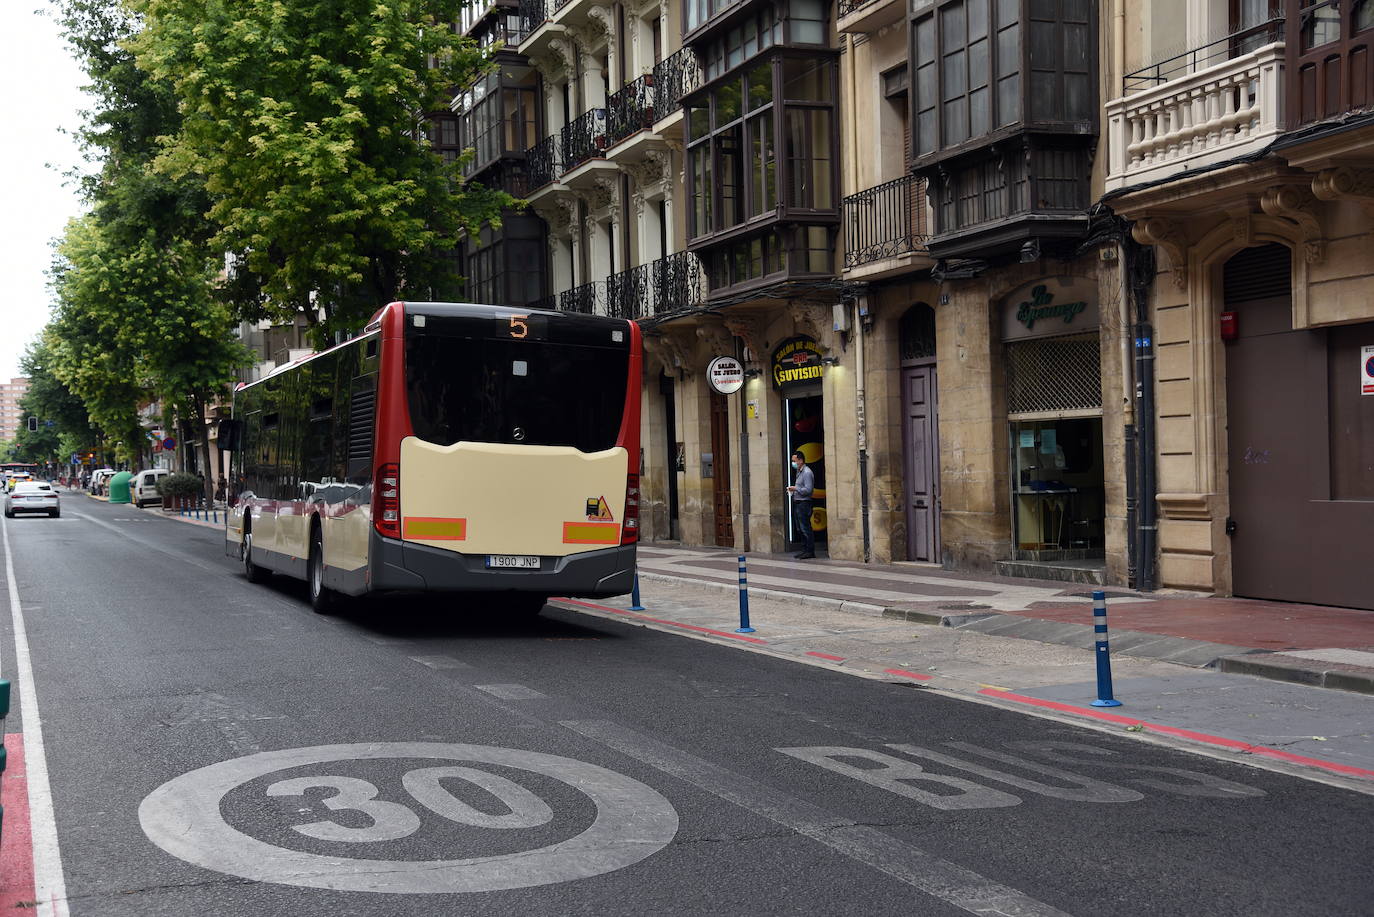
899;304;940;562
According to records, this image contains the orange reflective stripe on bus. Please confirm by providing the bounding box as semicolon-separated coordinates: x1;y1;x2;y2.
562;521;620;545
403;517;468;540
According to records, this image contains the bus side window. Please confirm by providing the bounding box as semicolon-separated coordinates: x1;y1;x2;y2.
346;373;377;485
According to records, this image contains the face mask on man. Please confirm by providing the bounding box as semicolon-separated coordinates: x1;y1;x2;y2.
791;460;799;470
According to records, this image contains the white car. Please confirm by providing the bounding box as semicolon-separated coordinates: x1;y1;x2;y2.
4;481;60;518
132;468;171;508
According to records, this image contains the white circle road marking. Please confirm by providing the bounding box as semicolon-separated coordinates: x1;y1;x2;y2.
139;743;679;893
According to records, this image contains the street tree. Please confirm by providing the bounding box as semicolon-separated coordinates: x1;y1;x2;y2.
132;0;514;343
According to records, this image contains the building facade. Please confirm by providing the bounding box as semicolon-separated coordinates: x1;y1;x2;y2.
1106;0;1374;609
449;0;1371;609
0;378;29;442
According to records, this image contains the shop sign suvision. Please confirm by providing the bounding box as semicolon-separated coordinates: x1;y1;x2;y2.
771;337;825;391
1002;277;1100;342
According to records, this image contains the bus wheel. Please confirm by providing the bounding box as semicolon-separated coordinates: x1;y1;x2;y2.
308;529;337;615
241;531;267;583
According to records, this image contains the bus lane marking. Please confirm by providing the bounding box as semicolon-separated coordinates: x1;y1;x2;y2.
138;742;678;893
562;719;1073;917
777;741;1266;808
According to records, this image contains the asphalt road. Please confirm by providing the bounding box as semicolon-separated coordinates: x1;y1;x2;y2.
2;495;1371;916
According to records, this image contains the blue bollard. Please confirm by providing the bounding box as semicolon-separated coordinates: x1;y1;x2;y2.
1090;589;1122;707
628;574;645;611
735;555;755;634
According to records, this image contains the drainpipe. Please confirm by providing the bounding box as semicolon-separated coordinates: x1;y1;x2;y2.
1129;244;1158;591
737;335;751;554
855;297;872;563
1118;241;1138;588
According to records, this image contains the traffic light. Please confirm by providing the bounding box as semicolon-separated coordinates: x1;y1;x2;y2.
27;417;37;432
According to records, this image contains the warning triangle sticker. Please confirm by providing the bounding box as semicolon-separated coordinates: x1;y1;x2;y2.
588;496;614;521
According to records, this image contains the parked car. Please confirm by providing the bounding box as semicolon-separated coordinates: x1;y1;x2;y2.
4;481;60;518
131;468;171;508
90;469;115;495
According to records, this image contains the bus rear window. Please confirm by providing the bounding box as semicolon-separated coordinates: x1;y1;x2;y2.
405;333;630;452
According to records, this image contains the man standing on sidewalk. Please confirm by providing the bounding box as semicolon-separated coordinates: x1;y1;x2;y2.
787;450;816;559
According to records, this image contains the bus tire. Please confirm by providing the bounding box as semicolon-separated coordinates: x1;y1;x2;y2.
241;530;267;583
308;528;337;615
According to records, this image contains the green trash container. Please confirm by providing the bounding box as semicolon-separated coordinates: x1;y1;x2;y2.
107;470;133;504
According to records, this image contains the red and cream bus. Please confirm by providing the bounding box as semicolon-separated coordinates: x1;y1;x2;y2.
222;301;642;614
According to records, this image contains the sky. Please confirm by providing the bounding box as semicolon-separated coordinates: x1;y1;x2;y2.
0;3;94;381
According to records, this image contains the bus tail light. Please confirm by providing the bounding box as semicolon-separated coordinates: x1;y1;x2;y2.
375;463;400;538
622;473;639;545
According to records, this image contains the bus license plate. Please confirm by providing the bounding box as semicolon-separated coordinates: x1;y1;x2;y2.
487;555;540;569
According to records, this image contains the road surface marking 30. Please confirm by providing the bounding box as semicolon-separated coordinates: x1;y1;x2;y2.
139;742;678;893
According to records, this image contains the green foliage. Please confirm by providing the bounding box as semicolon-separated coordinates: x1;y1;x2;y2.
132;0;515;343
156;471;203;498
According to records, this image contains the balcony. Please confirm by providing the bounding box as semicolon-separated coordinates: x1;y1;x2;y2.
531;280;606;314
1106;24;1285;192
835;0;904;36
649;47;699;143
515;0;565;57
525;133;562;191
606;252;708;320
605;49;702;162
606;74;655;148
560;108;617;188
842;174;932;280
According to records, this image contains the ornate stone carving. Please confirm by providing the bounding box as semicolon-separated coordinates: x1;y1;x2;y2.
695;322;733;356
787;300;829;341
648;326;697;376
722;313;766;360
1312;166;1374;215
1260;184;1325;264
1131;217;1189;289
545;38;576;76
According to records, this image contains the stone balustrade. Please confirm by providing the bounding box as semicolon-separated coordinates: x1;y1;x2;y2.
1106;43;1284;192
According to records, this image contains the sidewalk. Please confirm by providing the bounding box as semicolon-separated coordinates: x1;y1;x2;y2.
634;545;1374;693
552;546;1374;793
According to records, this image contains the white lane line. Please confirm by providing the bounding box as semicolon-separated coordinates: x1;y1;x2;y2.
2;515;71;917
563;719;1071;917
409;655;470;670
475;684;547;701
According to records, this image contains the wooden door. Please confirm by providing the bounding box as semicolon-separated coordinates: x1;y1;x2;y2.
709;390;734;546
1225;291;1322;603
902;365;940;562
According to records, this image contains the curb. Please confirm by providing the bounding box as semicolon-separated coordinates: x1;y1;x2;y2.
636;571;890;618
635;569;1274;673
1217;654;1374;696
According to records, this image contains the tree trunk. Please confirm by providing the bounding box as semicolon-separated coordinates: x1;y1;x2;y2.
192;392;216;507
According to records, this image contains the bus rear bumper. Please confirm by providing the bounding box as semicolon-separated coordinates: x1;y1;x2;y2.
368;535;636;599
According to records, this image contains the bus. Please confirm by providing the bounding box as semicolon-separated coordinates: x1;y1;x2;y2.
222;301;643;614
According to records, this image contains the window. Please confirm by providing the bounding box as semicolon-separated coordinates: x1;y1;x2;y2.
785;107;833;209
911;0;1094;158
405;321;630;453
456;66;538;177
1299;0;1342;50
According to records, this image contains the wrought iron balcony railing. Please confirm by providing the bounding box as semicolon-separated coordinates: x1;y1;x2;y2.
1123;17;1284;92
524;133;561;189
842;174;929;269
607;74;656;147
837;0;880;15
531;281;605;315
560;108;607;172
516;0;549;38
606;251;706;319
652;47;701;116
